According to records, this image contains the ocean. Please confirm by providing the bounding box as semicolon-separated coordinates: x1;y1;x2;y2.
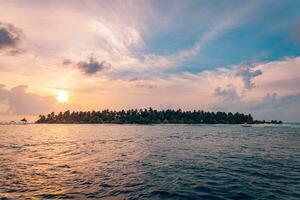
0;124;299;199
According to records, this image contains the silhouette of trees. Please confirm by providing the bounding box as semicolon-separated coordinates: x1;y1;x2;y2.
20;118;27;123
35;108;272;124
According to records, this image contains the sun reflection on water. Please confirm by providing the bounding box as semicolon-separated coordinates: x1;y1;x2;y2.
0;124;299;199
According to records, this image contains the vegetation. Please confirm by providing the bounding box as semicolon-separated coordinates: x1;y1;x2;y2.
21;118;27;123
34;108;281;124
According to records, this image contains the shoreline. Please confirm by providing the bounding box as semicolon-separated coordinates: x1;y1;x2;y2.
0;122;283;125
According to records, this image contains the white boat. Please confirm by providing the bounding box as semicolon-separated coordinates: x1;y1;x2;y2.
242;123;251;127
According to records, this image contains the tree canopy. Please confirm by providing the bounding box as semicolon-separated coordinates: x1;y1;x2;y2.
21;118;27;122
34;108;282;124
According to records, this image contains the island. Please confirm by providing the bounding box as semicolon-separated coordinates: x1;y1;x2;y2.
36;108;282;124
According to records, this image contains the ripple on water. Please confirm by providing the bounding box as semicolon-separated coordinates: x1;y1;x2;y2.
0;124;299;199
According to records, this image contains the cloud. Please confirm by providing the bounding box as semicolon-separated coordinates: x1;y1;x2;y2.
138;1;261;70
249;93;277;110
0;84;55;115
176;16;239;60
128;77;139;82
292;19;300;43
75;55;111;75
0;21;24;55
214;84;241;101
248;92;300;121
212;84;300;122
212;84;244;113
0;1;263;73
135;82;156;89
62;58;72;65
235;63;262;89
126;77;156;89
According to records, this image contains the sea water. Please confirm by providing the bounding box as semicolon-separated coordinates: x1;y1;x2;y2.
0;124;299;199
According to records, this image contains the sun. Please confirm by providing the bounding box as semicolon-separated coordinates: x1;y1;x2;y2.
55;89;68;103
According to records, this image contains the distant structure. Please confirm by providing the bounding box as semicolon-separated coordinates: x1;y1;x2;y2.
20;118;28;124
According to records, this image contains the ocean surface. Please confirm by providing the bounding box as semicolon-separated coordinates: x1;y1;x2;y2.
0;124;299;199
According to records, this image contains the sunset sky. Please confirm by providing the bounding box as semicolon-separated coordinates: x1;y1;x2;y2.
0;0;299;122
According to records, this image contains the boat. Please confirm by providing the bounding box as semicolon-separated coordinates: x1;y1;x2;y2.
242;123;251;127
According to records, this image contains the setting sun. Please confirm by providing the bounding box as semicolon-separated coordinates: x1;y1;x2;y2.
55;90;68;103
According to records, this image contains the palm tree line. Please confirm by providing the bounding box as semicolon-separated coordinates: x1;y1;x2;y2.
35;108;279;124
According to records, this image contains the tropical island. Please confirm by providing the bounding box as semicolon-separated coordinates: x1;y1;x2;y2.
36;108;282;124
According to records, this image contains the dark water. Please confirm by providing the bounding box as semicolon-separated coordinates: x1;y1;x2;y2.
0;124;299;199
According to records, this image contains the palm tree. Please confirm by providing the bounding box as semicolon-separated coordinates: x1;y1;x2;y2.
21;118;27;124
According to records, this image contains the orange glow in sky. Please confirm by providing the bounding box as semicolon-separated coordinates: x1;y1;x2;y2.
55;90;68;104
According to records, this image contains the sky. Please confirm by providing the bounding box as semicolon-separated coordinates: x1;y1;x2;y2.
0;0;299;122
